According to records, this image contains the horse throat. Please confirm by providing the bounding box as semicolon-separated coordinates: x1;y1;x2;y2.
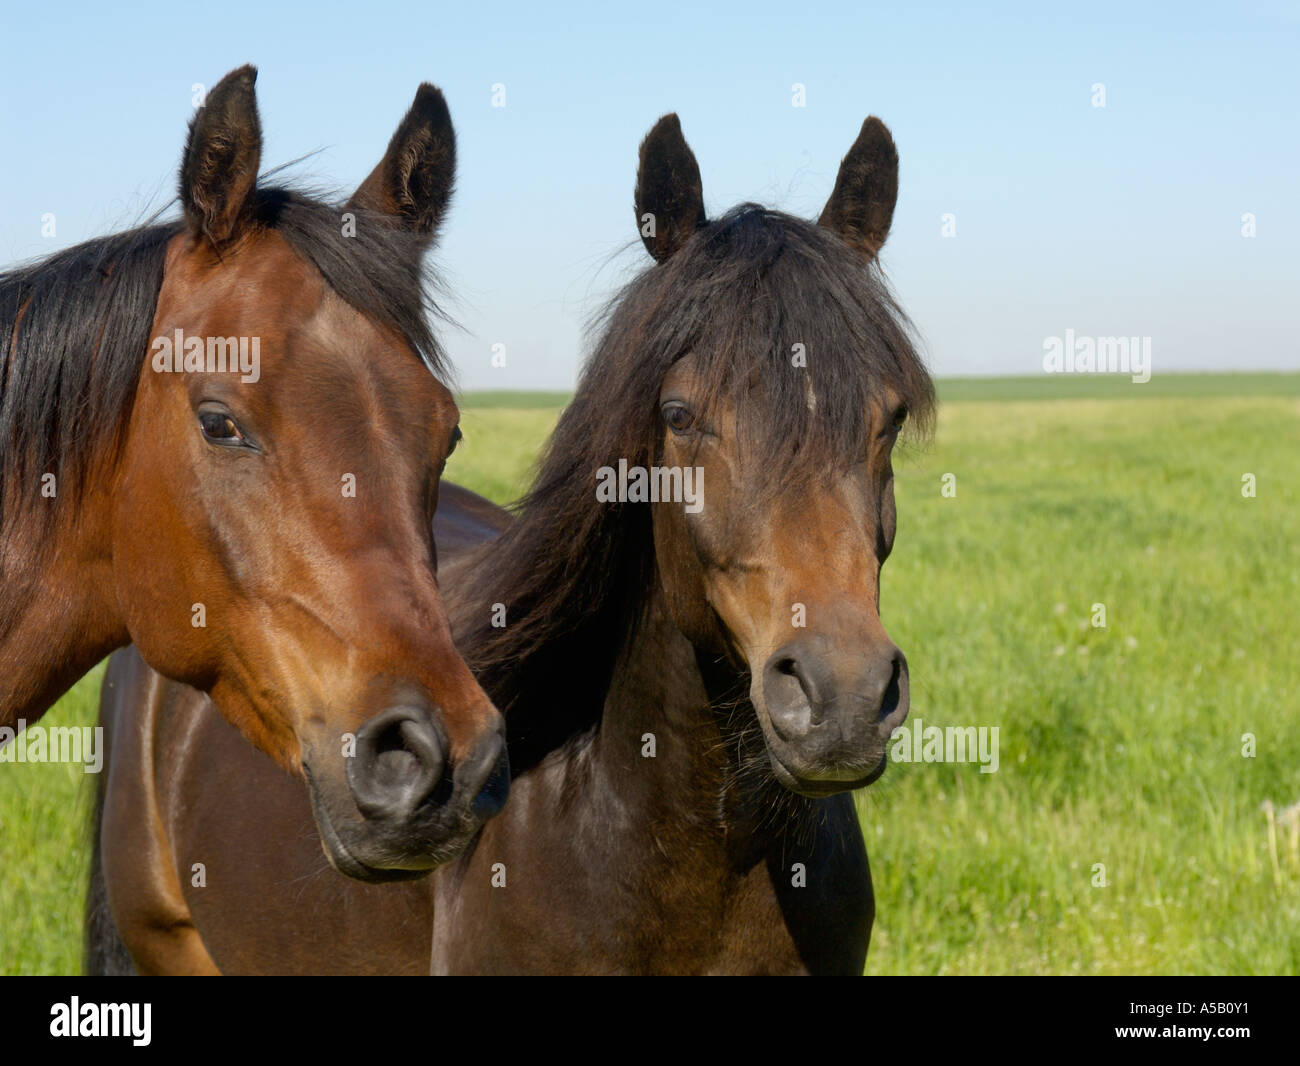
592;588;817;862
0;495;124;727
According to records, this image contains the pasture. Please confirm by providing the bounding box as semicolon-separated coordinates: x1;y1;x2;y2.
2;372;1297;975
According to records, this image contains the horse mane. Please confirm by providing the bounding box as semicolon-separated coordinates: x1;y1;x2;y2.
0;186;448;535
454;203;935;770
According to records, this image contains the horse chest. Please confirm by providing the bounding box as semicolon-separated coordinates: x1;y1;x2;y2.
436;811;857;974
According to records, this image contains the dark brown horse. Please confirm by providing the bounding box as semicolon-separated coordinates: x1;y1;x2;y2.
87;112;933;974
2;68;508;898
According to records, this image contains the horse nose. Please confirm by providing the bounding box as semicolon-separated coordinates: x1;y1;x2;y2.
346;704;446;821
762;640;909;745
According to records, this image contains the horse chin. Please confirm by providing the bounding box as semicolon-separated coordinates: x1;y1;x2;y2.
766;748;888;798
303;769;436;884
321;828;433;884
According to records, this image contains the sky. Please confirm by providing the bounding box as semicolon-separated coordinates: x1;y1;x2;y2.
1;0;1296;390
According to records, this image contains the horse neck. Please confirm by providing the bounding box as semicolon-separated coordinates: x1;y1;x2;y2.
0;483;124;727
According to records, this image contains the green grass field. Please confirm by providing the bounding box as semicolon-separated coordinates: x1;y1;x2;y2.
2;372;1298;975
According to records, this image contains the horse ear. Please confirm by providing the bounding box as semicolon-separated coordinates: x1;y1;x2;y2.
180;65;262;248
818;116;898;260
635;114;706;262
348;84;456;239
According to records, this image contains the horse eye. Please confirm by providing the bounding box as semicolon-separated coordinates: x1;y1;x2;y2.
662;402;695;435
890;406;908;433
199;410;244;444
448;425;463;455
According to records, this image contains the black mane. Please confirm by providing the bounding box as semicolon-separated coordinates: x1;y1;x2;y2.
455;204;935;770
0;187;447;533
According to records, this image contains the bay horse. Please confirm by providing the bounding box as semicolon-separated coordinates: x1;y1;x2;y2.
87;112;933;974
1;67;508;899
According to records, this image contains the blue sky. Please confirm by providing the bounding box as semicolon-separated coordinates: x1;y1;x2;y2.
1;1;1296;388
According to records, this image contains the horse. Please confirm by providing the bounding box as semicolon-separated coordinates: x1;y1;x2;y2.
0;66;509;909
86;111;934;974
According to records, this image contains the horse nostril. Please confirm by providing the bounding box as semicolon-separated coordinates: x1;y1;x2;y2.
762;647;819;740
878;657;902;722
374;719;426;783
347;705;446;821
468;739;510;821
773;655;811;697
874;652;909;735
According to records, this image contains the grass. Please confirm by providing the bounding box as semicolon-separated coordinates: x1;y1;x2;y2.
2;372;1297;974
868;376;1300;974
0;666;104;975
